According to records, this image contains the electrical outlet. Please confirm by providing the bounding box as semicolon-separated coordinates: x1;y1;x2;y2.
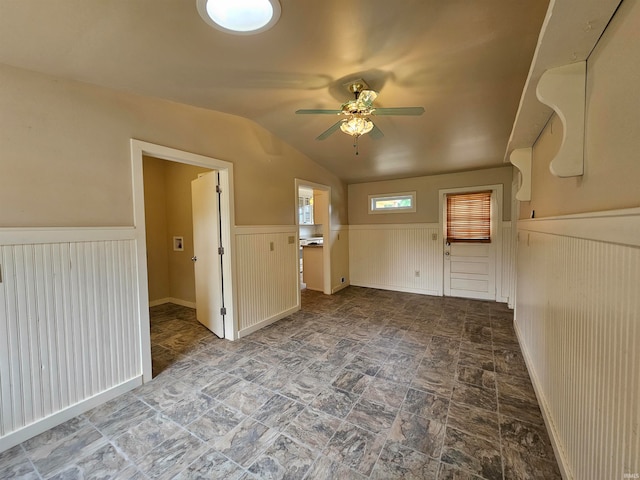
414;270;420;277
431;233;438;241
288;236;295;244
341;277;345;283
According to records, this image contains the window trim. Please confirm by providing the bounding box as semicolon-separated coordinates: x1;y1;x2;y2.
368;191;416;214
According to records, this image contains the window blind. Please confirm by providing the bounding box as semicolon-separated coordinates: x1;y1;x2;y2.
446;191;492;243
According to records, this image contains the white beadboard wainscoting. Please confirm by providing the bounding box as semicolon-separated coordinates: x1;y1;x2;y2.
349;223;442;296
234;226;299;337
349;223;514;303
0;228;143;452
515;208;640;480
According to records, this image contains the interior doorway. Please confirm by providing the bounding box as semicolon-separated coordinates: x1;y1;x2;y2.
131;140;236;382
295;179;331;297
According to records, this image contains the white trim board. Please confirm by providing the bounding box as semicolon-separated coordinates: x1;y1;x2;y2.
517;207;640;247
0;227;135;245
148;298;197;309
237;305;299;338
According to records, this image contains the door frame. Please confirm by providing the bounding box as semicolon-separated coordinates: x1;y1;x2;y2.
438;184;503;299
131;139;236;382
294;179;332;299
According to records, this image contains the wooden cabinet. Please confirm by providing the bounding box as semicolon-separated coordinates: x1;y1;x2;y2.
302;246;323;291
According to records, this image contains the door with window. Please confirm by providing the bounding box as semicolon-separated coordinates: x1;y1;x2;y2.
441;187;501;301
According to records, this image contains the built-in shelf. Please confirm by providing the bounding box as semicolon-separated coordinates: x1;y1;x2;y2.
504;0;622;172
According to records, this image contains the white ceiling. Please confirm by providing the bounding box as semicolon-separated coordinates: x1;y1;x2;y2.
0;0;549;183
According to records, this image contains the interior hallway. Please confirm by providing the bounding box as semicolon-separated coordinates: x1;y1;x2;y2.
0;287;560;479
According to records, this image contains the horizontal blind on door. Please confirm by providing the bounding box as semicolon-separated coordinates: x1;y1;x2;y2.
446;191;491;243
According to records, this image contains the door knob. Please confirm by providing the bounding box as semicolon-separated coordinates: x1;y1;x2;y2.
444;252;450;256
191;256;197;262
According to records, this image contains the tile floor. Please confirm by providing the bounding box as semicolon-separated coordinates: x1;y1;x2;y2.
0;287;562;479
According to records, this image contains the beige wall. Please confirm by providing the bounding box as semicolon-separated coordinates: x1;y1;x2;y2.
348;166;514;225
143;156;210;304
520;0;640;219
0;64;347;228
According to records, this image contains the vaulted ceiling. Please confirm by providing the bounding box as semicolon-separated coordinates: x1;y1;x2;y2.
0;0;550;183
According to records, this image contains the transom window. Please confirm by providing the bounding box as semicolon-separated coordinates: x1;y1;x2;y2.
446;191;492;243
369;192;416;214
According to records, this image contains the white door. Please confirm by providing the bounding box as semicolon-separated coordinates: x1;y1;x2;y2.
191;171;225;338
441;187;501;301
444;242;496;300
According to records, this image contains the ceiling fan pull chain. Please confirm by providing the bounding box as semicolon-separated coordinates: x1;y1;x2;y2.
354;135;359;155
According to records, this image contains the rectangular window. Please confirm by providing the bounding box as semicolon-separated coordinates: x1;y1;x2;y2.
446;191;491;242
369;192;416;214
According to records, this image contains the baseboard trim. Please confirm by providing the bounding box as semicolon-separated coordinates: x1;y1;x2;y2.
350;281;440;297
331;282;350;294
0;376;141;453
238;305;300;338
149;297;196;309
514;321;572;480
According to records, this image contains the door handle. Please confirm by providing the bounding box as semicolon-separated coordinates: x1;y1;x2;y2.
191;256;197;262
444;252;450;256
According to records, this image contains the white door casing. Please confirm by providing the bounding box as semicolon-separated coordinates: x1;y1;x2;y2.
191;171;225;338
440;185;503;301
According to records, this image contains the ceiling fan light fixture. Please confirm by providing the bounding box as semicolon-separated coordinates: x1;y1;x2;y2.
197;0;281;35
340;117;374;137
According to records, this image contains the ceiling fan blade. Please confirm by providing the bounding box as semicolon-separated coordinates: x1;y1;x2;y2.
369;124;384;139
373;107;425;116
296;109;342;115
316;121;343;140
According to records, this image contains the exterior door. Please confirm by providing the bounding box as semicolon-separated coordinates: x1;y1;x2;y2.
441;187;501;301
191;171;225;338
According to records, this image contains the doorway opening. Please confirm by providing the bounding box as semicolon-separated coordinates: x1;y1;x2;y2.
438;184;503;301
131;140;236;383
295;179;331;298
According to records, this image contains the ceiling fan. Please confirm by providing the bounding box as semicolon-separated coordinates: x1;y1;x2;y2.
295;80;425;154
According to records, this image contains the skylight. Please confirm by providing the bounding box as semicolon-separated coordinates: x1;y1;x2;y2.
196;0;281;35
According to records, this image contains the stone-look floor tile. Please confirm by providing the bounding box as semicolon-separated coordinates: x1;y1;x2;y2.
211;418;278;468
136;380;192;412
402;388;449;423
251;394;305;430
437;462;484;479
457;351;494;371
303;360;343;383
48;443;129;480
344;354;383;376
217;380;273;416
494;348;529;378
370;441;440;480
228;357;272;381
346;398;398;434
361;377;408;409
332;370;372;395
498;393;545;426
114;413;182;461
173;449;245;480
251;347;291;365
0;445;39;480
376;363;415;385
304;455;368;479
358;345;392;363
500;416;556;461
459;340;494;358
411;367;456;397
162;391;217;426
279;375;325;404
254;367;294;391
496;373;537;403
324;422;386;476
310;387;360;419
137;429;207;479
441;428;503;480
186;401;246;443
451;382;498;413
183;364;226;390
248;434;316;479
457;366;496;390
29;425;108;478
502;444;562;479
278;352;312;374
388;411;445;458
447;402;500;442
22;416;89;453
112;464;147;480
284;407;342;451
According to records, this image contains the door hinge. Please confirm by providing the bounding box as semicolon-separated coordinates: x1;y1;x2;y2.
216;185;222;194
218;246;224;255
220;307;227;316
